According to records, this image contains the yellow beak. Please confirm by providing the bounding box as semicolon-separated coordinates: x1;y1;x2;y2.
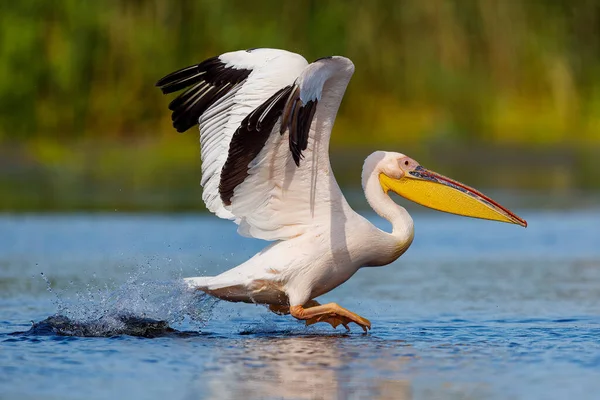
380;166;527;227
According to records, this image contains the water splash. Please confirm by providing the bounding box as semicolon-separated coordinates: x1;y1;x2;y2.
40;272;68;315
26;268;219;337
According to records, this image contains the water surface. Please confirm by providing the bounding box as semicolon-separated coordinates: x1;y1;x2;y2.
1;210;600;399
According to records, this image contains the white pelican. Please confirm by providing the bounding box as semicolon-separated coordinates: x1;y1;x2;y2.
156;48;527;332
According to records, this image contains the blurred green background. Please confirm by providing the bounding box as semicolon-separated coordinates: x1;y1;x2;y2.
1;0;599;212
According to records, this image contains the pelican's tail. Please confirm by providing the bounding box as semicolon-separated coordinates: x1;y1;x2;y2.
183;277;214;291
183;274;261;303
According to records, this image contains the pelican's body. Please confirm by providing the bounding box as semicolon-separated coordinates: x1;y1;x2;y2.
189;179;412;308
156;49;526;331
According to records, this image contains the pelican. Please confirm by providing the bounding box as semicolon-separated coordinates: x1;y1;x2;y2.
156;48;527;332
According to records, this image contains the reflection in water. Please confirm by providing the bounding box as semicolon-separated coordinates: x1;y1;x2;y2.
194;335;412;400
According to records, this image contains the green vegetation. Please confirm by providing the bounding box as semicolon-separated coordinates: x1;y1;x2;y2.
1;1;599;211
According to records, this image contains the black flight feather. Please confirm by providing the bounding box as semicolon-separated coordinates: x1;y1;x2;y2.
156;57;251;133
219;85;295;205
284;97;318;166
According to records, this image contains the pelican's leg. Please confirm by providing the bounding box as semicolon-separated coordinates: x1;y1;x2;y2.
268;300;321;316
289;303;371;332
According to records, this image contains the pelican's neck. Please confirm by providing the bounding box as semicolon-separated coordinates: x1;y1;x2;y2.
362;162;414;248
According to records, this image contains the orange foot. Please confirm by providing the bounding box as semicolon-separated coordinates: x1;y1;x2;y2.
290;303;371;332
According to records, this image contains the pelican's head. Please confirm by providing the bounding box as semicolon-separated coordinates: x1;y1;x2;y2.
365;151;527;227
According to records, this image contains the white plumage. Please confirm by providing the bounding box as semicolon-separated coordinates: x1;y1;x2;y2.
195;49;354;241
156;48;527;331
198;49;309;222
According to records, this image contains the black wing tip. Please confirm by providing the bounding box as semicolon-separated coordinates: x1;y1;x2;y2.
155;57;225;92
156;56;252;133
156;65;196;88
173;122;194;133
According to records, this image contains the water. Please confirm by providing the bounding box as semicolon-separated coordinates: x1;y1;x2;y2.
1;210;600;399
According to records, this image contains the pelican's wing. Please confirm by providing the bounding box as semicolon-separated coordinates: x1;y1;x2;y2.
223;56;356;240
156;49;308;219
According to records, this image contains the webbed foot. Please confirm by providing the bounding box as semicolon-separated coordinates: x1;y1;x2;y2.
290;302;371;332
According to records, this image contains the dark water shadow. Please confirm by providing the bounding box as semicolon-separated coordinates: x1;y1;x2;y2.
9;313;201;339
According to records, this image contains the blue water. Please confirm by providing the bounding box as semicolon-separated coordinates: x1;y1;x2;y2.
1;210;600;399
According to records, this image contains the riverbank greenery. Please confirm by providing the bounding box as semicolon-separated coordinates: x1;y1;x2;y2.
2;0;600;144
1;1;599;210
